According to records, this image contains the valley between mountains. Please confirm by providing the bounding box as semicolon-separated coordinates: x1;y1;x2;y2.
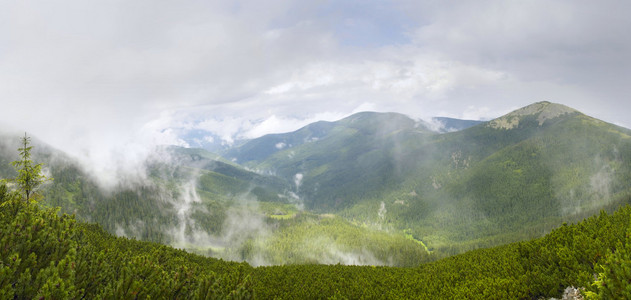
2;101;630;266
2;101;631;298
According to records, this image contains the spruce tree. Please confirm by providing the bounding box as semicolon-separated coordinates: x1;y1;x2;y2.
8;133;52;202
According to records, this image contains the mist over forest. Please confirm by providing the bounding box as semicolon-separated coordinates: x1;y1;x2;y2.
2;101;631;267
2;1;631;298
2;101;631;298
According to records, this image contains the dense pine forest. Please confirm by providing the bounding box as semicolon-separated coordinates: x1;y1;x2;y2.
3;180;631;298
2;134;631;299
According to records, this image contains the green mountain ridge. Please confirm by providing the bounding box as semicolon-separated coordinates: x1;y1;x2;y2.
1;101;630;265
227;101;631;255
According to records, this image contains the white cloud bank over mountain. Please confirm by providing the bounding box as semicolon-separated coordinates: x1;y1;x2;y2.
1;0;629;184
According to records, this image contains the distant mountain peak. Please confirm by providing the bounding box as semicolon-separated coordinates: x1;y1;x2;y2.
507;101;577;119
487;101;579;130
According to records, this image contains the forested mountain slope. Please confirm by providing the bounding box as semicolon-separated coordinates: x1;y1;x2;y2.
0;134;432;266
2;183;630;298
348;102;631;255
229;101;631;256
1;101;630;264
0;136;293;252
0;186;253;299
225;111;434;210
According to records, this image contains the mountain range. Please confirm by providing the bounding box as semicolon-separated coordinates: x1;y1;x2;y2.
1;101;630;265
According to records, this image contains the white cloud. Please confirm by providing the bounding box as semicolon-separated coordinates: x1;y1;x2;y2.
1;0;629;184
195;117;254;146
241;112;347;139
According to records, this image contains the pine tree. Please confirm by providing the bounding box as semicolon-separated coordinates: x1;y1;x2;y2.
585;228;631;299
8;133;52;202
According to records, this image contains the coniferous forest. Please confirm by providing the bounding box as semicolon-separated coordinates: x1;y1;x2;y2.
2;180;631;298
2;107;631;298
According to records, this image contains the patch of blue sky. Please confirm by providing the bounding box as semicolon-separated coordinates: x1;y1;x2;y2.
266;0;419;48
316;0;418;47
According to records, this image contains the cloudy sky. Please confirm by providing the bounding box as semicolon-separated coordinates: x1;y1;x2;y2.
1;0;630;179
